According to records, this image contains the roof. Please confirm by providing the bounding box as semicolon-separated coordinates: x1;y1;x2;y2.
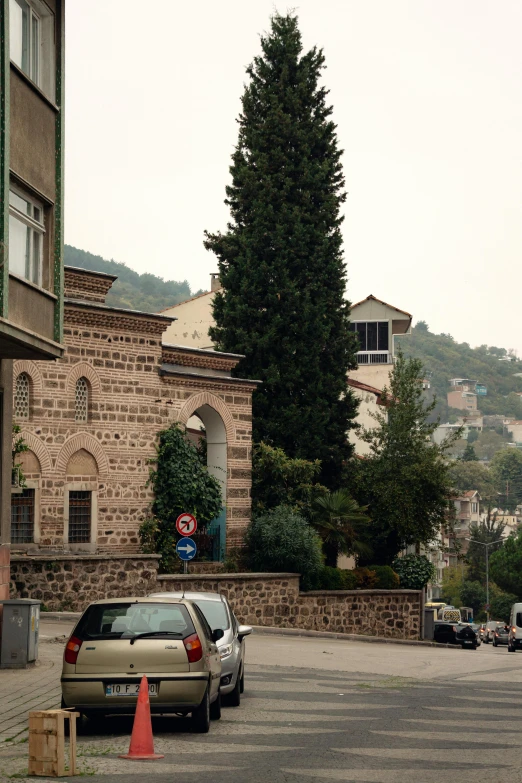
347;378;384;396
65;298;174;323
350;294;412;319
64;265;118;282
158;288;213;313
162;343;244;360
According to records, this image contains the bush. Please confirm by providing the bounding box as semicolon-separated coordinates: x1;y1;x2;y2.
367;565;400;589
392;554;435;590
352;567;379;589
490;591;518;624
245;505;324;590
340;569;358;590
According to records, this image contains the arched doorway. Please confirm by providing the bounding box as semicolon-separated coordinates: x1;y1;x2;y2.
185;404;227;560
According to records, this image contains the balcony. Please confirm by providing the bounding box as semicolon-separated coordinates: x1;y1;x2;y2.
356;351;393;365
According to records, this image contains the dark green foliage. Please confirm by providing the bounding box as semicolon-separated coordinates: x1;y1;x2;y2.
354;353;456;564
252;442;326;517
392;555;435;590
204;13;359;488
245;505;324;589
310;489;371;567
367;565;400;590
141;425;223;572
490;449;522;512
490;592;517;624
397;322;522;424
352;567;379;589
490;530;522;599
64;245;197;313
466;517;505;583
449;461;498;504
459;581;487;618
305;565;399;591
313;566;345;590
461;443;478;461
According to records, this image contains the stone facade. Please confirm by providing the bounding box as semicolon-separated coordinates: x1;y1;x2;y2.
157;573;422;640
10;554;160;611
11;267;256;559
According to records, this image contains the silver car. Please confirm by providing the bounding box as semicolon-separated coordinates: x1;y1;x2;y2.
149;591;252;705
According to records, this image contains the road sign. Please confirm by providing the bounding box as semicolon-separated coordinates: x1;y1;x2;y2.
176;513;198;537
176;537;197;561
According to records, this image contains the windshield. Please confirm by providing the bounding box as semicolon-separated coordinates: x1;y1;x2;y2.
193;600;230;631
76;603;195;640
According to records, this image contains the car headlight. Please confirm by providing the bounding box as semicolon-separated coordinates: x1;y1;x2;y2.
220;643;233;660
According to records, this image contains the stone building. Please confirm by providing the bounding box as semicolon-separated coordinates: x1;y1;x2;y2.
10;266;256;559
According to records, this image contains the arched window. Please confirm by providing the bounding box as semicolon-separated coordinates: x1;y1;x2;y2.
14;373;30;419
75;377;89;422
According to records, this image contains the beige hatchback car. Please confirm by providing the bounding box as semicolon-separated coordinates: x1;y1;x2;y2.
61;597;222;732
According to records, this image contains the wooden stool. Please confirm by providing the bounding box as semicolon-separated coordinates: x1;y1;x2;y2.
28;709;80;777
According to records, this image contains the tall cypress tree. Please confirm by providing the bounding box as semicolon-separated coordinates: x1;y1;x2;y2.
204;13;358;487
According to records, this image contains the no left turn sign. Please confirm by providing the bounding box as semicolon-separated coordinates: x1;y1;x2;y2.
176;513;198;537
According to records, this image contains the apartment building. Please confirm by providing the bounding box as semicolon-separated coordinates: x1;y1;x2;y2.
448;490;481;565
0;0;65;601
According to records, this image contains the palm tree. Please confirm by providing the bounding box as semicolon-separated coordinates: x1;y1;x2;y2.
311;489;371;567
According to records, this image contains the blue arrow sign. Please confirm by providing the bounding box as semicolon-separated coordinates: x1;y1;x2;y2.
176;537;197;561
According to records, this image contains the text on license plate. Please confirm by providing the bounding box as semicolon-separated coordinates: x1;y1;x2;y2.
106;683;158;697
463;641;472;644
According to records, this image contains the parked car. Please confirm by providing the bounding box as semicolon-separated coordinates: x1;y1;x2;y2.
61;597;222;732
149;591;252;706
478;623;487;642
470;624;482;646
484;620;504;643
492;624;509;647
508;602;522;652
433;621;478;649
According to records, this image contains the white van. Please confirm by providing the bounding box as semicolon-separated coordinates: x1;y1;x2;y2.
508;603;522;652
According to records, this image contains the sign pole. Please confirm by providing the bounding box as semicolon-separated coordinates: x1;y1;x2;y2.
184;560;188;575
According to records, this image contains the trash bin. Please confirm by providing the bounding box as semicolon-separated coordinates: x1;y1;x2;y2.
0;599;40;668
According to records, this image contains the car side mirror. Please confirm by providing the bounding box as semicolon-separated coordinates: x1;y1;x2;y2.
237;624;253;640
211;628;224;643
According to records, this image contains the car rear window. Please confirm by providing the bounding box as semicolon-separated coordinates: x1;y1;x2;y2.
192;599;230;631
75;603;195;640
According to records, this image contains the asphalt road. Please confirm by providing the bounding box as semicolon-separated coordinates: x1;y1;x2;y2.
8;628;522;782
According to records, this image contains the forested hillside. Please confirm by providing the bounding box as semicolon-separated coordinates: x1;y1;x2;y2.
64;245;200;312
396;322;522;422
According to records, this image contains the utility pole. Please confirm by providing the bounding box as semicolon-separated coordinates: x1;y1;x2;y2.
466;537;504;622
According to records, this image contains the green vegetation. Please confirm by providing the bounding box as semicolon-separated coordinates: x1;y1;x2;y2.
252;442;326;517
139;424;222;572
310;489;370;567
64;245;197;313
204;12;359;488
397;321;522;423
490;530;522;599
490;448;522;512
391;554;435;590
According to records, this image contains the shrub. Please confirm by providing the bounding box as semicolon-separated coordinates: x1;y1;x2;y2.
245;505;324;590
367;565;400;589
490;591;517;624
392;554;435;590
340;569;358;590
353;567;379;589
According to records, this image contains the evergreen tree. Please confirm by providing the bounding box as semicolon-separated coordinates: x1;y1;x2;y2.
204;13;358;487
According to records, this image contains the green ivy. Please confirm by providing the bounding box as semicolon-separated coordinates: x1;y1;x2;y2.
392;554;435;590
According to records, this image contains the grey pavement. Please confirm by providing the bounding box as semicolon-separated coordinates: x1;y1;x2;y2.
1;623;522;781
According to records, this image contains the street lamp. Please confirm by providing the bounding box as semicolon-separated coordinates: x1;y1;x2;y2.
465;538;504;622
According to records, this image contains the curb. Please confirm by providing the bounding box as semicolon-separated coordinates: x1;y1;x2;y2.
40;612;81;622
251;625;463;649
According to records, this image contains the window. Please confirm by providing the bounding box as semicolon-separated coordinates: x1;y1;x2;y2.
9;188;44;285
471;503;478;514
68;490;92;543
75;603;195;640
75;377;89;422
9;0;55;99
350;321;389;352
14;372;30;419
11;488;35;543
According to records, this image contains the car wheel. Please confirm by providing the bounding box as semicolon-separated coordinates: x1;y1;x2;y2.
226;671;241;707
210;690;221;721
192;686;210;733
240;669;245;694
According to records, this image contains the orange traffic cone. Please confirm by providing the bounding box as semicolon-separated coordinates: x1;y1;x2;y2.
119;675;164;760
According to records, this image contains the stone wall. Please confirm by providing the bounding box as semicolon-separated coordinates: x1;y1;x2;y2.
157;573;422;640
10;554;161;611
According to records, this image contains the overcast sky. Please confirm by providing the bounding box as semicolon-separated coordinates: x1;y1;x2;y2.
65;1;522;355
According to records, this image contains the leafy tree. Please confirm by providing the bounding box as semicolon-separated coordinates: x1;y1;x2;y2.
489;591;517;623
245;505;324;589
441;566;465;607
142;425;223;571
461;443;478;461
353;352;456;564
252;442;326;517
310;490;371;567
460;581;486;618
467;429;479;444
475;430;508;461
490;448;522;512
391;555;435;590
489;530;522;599
449;461;498;504
204;12;358;488
466;516;505;583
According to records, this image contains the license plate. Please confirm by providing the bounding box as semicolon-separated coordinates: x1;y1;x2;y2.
105;683;158;697
463;641;472;645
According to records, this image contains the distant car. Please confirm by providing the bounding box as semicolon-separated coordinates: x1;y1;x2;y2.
470;624;482;647
478;623;487;642
61;597;223;732
149;591;252;706
493;624;509;647
484;621;504;643
433;621;478;649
